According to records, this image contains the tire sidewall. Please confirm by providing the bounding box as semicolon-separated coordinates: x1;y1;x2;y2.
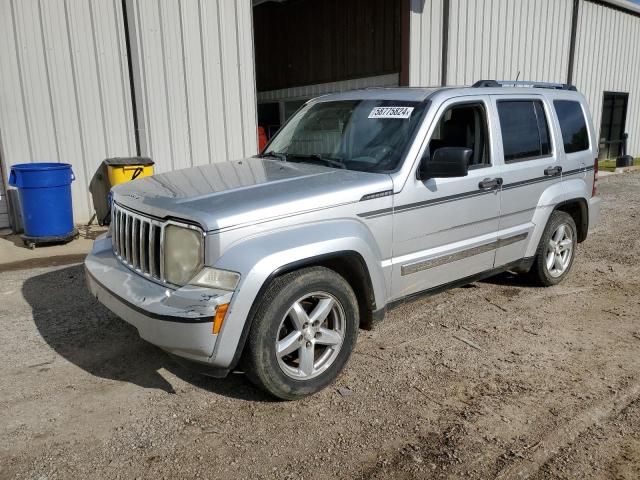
537;211;578;285
247;268;359;399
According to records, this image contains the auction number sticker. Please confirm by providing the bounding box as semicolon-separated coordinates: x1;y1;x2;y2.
368;106;414;119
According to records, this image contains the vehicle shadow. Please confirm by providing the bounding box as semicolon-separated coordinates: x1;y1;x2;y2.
22;264;273;402
480;270;537;287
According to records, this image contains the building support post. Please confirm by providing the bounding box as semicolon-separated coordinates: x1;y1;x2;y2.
441;0;450;86
567;0;580;85
400;0;411;86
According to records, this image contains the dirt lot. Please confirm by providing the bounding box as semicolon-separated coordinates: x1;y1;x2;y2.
1;172;639;480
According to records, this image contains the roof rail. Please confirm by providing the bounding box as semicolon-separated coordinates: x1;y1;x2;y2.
472;80;577;91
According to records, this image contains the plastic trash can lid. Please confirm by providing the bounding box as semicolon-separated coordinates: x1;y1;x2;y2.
11;162;73;171
104;156;154;166
9;162;75;188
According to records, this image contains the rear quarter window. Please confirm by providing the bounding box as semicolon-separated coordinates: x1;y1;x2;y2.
553;100;590;153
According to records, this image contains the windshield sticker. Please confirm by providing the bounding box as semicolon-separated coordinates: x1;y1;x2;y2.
368;106;414;119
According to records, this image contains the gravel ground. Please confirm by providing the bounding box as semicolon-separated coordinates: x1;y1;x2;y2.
1;172;639;480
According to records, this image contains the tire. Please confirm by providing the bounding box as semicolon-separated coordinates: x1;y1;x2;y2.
243;266;359;400
528;210;577;286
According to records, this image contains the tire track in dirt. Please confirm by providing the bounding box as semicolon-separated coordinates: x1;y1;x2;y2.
496;379;640;479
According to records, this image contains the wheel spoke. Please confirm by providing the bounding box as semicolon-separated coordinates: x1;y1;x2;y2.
277;331;301;357
288;301;309;331
553;225;566;242
299;344;315;376
559;239;572;250
308;297;334;325
546;251;555;270
548;239;557;251
315;327;342;346
554;253;564;272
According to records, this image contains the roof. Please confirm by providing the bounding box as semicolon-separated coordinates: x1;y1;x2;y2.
310;87;444;103
310;82;586;104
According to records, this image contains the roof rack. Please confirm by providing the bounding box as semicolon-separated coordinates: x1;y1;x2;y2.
472;80;577;91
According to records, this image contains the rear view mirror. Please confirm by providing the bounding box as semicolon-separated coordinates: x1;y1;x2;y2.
418;147;472;180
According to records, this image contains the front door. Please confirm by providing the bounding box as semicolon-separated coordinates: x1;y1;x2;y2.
390;96;501;300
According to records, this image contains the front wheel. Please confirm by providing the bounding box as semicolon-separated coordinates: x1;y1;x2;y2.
243;267;359;400
529;210;577;286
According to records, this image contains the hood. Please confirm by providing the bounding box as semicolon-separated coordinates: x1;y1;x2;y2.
112;157;392;231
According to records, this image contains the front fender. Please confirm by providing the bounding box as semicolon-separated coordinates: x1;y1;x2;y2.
209;219;387;368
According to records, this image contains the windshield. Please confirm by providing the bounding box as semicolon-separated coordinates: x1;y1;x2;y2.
262;99;427;172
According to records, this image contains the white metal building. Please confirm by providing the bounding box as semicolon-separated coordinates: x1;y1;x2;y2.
1;0;639;230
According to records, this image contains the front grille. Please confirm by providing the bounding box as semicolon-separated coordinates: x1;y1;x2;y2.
112;203;164;282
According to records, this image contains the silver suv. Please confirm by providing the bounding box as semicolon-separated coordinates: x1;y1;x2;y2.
86;80;601;399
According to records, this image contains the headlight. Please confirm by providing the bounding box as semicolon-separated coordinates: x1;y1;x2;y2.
190;267;240;291
163;224;203;285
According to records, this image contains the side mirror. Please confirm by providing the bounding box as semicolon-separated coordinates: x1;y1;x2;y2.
418;147;472;180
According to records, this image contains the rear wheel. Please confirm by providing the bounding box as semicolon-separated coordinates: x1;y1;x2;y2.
244;267;359;400
529;211;577;286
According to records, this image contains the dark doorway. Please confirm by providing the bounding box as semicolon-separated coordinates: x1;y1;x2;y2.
599;92;629;159
253;0;402;93
257;102;281;140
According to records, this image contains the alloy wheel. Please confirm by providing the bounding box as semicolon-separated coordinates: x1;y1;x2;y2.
545;223;574;277
275;292;345;380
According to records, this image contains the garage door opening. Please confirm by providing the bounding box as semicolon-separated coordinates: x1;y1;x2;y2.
252;0;407;141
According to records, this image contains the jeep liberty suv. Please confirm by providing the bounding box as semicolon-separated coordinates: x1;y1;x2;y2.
86;80;601;399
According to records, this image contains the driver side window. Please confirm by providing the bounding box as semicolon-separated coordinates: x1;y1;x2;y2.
428;103;490;169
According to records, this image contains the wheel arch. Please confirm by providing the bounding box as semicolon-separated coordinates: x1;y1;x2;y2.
271;250;378;329
224;251;378;373
555;197;588;243
210;219;388;371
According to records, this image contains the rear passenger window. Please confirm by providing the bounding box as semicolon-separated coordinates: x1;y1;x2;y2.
554;100;589;153
497;100;552;162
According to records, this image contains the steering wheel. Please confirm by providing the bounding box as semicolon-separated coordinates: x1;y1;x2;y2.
352;144;401;170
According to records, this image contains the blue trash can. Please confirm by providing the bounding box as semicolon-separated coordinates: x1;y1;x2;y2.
9;163;76;241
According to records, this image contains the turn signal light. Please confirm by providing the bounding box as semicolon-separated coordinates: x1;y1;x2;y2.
213;303;229;334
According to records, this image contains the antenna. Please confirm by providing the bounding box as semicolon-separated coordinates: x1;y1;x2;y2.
515;71;521;81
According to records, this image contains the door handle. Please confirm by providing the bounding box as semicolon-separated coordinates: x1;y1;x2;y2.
478;177;503;190
544;166;562;176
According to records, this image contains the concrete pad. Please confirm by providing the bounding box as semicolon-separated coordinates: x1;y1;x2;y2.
0;224;107;271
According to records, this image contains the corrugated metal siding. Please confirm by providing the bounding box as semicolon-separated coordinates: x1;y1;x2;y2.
129;0;257;171
574;0;640;156
445;0;574;86
408;0;443;87
257;73;400;103
0;0;136;223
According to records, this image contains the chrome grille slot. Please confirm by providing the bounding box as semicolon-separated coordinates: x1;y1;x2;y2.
111;203;165;282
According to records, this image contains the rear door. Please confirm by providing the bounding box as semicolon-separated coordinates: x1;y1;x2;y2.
553;97;595;185
491;95;563;267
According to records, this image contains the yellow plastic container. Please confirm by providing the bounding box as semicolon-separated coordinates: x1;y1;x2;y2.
105;157;154;187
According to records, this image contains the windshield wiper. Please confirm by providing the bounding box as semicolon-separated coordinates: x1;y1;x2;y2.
260;151;288;162
288;154;346;169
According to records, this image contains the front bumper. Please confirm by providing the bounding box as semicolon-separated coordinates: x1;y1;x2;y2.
85;234;232;365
